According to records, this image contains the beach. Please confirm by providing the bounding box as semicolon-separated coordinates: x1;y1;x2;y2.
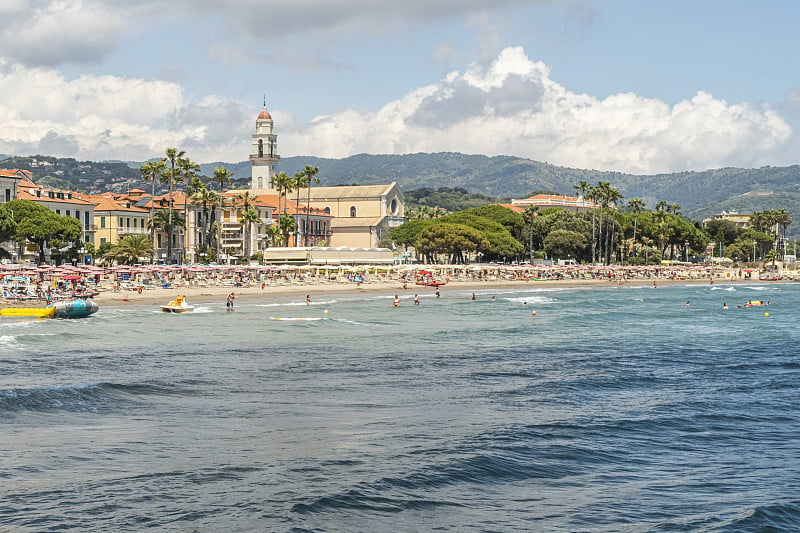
91;274;746;307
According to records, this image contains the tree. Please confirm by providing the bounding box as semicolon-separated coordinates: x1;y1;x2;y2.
212;166;234;261
543;229;588;261
415;223;487;264
627;197;645;258
114;235;154;265
239;208;261;260
463;205;526;239
523;205;539;263
439;212;524;261
389;219;435;249
160;148;185;263
6;200;81;264
147;208;185;256
302;165;320;246
272;171;295;241
178;157;200;261
139;158;166;262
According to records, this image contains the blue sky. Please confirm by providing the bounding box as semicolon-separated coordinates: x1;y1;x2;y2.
1;0;799;174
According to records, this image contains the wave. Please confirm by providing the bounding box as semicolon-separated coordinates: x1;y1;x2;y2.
716;501;800;531
0;381;187;415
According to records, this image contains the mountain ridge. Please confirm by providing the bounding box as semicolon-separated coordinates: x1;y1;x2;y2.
2;152;799;235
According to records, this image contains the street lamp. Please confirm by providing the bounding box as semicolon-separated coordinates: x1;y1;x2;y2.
753;240;757;263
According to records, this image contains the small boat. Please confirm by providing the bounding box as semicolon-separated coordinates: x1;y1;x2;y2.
161;295;194;313
269;316;323;321
49;299;99;318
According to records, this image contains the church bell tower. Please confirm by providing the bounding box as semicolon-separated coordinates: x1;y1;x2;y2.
250;98;280;190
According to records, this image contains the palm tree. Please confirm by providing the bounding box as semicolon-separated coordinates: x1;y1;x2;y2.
116;235;154;266
240;208;261;261
627;197;646;257
147;208;185;256
573;180;591;206
161;147;186;263
233;190;259;258
271;171;295;241
138;158;166;262
291;171;311;246
177;157;200;262
668;203;681;215
302;165;320;246
523;205;539;263
262;225;281;250
212;166;234;262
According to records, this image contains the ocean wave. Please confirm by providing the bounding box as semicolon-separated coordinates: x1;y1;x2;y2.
0;382;184;414
716;501;800;531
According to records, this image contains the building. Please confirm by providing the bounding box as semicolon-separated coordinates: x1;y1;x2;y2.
511;193;598;211
303;184;405;248
703;211;751;229
243;104;406;248
84;192;150;249
249;102;280;190
16;179;96;243
0;169;28;204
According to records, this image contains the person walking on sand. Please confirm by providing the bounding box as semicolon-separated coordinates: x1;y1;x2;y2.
226;292;235;311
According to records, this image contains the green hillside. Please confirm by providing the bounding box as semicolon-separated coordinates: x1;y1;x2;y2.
3;152;800;236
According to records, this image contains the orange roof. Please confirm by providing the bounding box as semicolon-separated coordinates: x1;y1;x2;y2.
83;194;149;213
494;203;527;214
17;188;94;206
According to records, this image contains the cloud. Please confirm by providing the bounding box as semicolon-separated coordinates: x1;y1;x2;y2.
282;47;794;173
0;44;793;174
0;60;249;163
0;0;132;66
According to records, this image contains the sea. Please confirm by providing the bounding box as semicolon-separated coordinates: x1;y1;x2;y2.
1;281;799;532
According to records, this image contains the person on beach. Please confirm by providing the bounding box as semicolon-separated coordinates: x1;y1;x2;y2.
226;292;235;311
414;294;420;306
393;295;401;307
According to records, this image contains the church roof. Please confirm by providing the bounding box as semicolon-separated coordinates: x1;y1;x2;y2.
257;107;272;120
306;183;398;200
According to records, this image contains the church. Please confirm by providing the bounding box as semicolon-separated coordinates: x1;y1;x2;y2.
246;103;407;249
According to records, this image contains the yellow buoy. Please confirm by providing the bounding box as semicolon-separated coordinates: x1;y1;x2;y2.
764;312;769;317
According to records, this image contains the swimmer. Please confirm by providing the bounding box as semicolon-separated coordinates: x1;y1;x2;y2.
414;294;420;306
393;295;401;307
723;302;728;309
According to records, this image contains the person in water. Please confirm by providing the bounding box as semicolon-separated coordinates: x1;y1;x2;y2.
414;294;420;306
393;295;401;307
226;292;235;310
306;294;311;305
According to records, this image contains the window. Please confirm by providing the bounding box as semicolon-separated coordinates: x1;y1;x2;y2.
323;206;331;215
66;210;71;217
390;198;398;215
100;238;106;245
350;206;357;217
119;217;123;228
258;139;264;158
85;212;90;228
100;216;106;228
55;209;60;215
127;217;131;228
5;188;10;202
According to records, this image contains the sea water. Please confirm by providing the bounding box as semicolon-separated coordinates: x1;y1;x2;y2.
1;282;799;531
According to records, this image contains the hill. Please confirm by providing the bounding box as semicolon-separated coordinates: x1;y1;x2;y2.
3;152;800;236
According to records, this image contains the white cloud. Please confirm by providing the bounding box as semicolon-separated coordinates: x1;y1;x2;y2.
281;46;794;173
0;60;249;162
0;0;132;66
0;45;794;174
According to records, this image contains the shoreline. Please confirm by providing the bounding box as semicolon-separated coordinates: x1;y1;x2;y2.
88;276;764;308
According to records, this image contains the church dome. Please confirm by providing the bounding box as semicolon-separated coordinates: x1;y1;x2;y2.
257;108;272;120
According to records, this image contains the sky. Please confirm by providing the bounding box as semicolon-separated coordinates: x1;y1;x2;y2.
1;0;800;175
